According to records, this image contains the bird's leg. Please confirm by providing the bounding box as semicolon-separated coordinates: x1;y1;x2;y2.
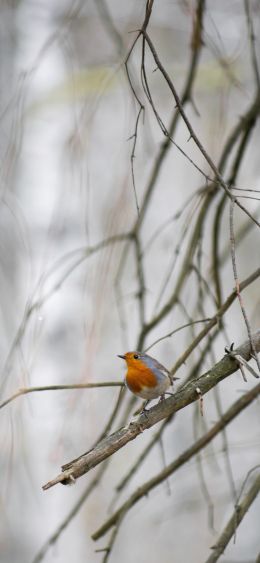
140;399;150;414
158;394;165;403
158;391;174;405
133;400;150;416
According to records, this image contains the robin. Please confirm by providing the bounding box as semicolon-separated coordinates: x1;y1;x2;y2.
117;351;176;411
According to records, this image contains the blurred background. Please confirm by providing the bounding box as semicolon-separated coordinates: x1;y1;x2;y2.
0;1;259;562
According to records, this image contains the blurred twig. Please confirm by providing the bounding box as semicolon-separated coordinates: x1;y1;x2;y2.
141;29;260;227
170;267;260;376
32;461;109;563
205;472;260;563
229;197;260;372
244;0;260;92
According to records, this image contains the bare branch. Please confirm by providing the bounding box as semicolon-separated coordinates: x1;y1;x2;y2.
42;330;260;491
132;0;206;232
0;382;123;411
144;317;211;352
142;30;260;227
170;267;260;375
92;381;260;540
229;197;260;372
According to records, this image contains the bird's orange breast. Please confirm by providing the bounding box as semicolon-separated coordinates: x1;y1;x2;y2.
125;366;157;393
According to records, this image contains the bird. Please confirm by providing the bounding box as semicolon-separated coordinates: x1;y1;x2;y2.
117;351;176;411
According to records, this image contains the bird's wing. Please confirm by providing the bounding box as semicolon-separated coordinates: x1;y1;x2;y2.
145;355;179;384
143;354;170;375
154;359;170;374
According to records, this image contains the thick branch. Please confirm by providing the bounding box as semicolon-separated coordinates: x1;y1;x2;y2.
93;382;260;540
42;330;260;491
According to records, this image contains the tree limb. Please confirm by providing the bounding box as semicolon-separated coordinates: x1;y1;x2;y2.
42;330;260;491
92;382;260;541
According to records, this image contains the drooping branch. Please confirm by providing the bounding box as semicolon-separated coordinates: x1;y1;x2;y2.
141;29;260;227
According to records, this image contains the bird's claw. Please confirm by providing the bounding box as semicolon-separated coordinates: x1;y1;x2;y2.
225;342;235;355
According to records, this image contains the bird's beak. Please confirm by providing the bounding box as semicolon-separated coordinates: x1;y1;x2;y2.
117;354;125;360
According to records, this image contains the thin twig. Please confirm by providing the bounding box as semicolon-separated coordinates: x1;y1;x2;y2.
170;267;260;376
32;461;109;563
131;0;206;233
144;317;211;352
142;30;260;228
0;382;124;411
193;407;216;532
1;232;130;394
229;196;260;373
129;106;143;215
244;0;260;92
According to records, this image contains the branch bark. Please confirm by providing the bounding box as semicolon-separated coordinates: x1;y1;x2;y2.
92;382;260;541
42;330;260;491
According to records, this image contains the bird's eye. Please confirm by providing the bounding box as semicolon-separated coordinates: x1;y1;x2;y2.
133;354;139;360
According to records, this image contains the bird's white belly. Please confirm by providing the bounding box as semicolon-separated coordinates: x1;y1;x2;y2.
133;377;171;400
